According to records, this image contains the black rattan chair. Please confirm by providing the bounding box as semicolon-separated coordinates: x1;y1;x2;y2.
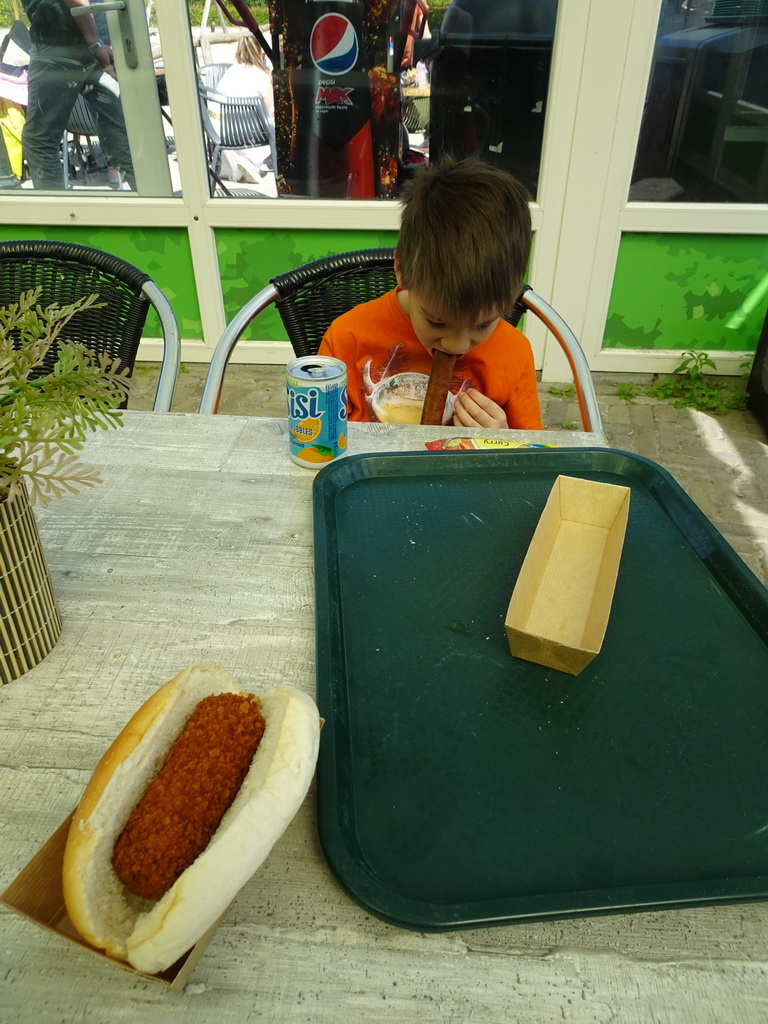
198;248;602;433
0;240;180;411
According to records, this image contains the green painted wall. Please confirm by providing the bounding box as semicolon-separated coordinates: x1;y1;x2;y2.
0;225;202;338
4;224;763;356
0;224;398;345
604;233;768;352
215;227;397;341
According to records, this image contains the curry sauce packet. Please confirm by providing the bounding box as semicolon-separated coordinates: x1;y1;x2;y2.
425;437;558;451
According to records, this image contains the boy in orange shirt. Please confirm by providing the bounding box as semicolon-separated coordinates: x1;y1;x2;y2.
318;156;542;429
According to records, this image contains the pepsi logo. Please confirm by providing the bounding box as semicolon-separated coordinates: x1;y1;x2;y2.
310;13;359;76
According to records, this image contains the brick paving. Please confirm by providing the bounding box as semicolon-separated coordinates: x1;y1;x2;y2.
542;373;768;588
131;363;768;589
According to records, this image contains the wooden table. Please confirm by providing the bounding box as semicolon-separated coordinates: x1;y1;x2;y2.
1;413;766;1023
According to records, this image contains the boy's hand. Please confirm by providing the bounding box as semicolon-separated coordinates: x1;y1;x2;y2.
452;389;507;429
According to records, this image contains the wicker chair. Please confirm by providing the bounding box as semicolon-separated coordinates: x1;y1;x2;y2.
198;248;602;433
0;240;180;411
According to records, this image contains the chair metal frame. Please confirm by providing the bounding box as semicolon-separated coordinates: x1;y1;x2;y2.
199;248;603;434
0;240;180;412
62;92;119;189
198;79;276;178
198;62;230;92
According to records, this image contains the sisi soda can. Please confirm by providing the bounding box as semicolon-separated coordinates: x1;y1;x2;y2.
286;355;348;467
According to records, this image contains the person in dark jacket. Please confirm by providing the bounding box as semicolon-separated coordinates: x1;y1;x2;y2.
21;0;135;189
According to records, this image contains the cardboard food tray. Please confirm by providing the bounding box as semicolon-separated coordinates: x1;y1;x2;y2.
1;813;227;989
312;448;768;930
505;475;631;675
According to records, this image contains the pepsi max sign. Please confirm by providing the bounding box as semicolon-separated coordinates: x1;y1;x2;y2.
310;13;359;76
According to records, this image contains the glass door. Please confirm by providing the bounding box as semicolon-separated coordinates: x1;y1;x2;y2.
2;0;172;195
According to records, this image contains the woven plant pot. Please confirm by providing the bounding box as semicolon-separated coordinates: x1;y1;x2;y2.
0;483;61;684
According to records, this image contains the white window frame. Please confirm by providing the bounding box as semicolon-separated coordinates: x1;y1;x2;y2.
538;0;768;381
1;0;765;374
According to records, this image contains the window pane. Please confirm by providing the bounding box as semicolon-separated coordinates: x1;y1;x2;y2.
205;1;420;199
205;0;559;200
631;0;768;203
426;0;558;199
195;30;277;199
0;4;174;195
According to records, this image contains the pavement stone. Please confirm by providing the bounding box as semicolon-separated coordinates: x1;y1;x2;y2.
130;364;768;589
628;404;654;429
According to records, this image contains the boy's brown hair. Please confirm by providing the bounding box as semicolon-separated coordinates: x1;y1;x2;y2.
396;156;532;322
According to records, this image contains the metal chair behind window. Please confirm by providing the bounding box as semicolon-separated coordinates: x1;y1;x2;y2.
0;240;180;411
198;81;276;177
198;248;602;433
62;93;111;188
197;62;230;92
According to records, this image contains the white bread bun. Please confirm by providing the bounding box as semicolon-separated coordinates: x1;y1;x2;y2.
62;664;320;974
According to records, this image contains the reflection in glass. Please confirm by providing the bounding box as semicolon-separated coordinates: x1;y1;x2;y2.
426;0;559;199
271;0;409;199
0;19;29;188
0;7;176;194
4;5;135;190
205;1;412;199
631;0;768;203
196;35;277;199
207;0;558;201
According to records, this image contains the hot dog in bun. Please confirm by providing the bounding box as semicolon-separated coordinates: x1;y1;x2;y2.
62;664;320;974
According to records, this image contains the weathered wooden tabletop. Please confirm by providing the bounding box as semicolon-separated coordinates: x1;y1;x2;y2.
1;413;766;1023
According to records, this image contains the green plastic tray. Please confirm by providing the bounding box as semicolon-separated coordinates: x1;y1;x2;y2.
313;448;768;929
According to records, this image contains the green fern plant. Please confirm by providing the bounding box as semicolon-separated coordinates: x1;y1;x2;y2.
0;289;130;507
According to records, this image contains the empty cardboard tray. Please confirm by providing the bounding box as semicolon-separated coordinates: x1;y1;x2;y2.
312;448;768;930
505;475;631;674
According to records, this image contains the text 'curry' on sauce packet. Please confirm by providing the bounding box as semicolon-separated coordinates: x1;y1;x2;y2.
425;437;558;451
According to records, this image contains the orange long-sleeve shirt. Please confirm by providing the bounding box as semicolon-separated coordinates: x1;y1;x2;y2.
318;289;543;429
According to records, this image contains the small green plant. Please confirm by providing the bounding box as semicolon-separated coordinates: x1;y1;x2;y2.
617;382;643;401
616;351;748;414
549;384;575;397
0;290;130;507
559;420;578;430
646;351;748;412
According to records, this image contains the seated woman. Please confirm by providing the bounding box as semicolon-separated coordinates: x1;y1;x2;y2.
217;36;274;187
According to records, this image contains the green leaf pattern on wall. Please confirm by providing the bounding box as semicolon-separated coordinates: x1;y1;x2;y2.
215;229;397;342
605;234;768;352
5;225;761;355
0;224;202;338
